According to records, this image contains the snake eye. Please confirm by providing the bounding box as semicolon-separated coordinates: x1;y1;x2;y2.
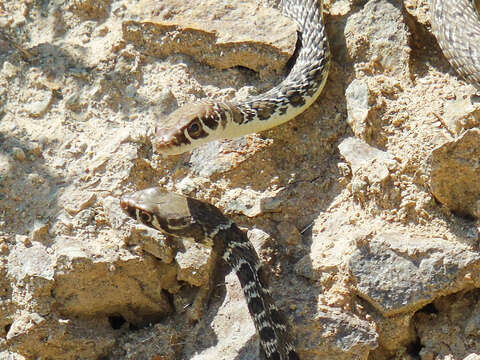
187;120;202;136
139;210;152;224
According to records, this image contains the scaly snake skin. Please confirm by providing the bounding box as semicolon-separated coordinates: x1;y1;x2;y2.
153;0;330;155
430;0;480;89
121;188;299;359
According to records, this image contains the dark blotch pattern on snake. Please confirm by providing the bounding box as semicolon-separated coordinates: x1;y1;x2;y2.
120;188;299;360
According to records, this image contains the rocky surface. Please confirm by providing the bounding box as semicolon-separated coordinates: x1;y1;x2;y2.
1;0;480;359
428;129;480;218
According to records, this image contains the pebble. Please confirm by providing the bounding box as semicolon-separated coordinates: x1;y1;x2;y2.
25;93;52;117
2;61;19;78
12;147;26;161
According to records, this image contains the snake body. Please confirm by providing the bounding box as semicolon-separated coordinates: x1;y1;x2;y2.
154;0;330;155
430;0;480;89
120;188;299;360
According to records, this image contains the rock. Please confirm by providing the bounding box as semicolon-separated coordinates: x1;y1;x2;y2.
176;176;199;194
151;88;178;116
306;212;365;280
304;308;378;358
187;135;272;177
62;191;97;216
464;355;480;360
428;129;480;217
30;221;49;242
11;147;26;161
1;61;19;78
123;0;297;78
221;188;263;217
175;242;212;287
345;0;410;76
0;351;24;360
7;241;55;281
7;314;116;359
109;319;182;360
126;224;175;264
276;221;301;246
24;92;53;118
6;312;46;341
183;272;259;359
247;228;273;251
3;0;480;357
68;0;112;19
345;79;372;139
338;137;396;184
53;254;176;327
65;93;84;112
443;97;480;135
349;232;480;316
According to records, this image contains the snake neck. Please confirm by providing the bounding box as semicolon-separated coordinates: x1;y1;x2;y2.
214;225;299;360
430;0;480;89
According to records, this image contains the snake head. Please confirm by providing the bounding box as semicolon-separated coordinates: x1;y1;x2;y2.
120;188;194;236
120;187;232;245
153;101;227;155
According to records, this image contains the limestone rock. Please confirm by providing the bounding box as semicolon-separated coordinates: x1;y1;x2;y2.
109;319;183;360
349;232;480;316
24;92;52;118
345;79;372;139
339;137;396;184
188;135;272;177
464;354;480;360
175;242;212;287
428;129;480;217
123;0;297;78
443;97;480;135
345;0;410;75
7;313;116;360
53;254;176;326
300;308;378;359
68;0;112;19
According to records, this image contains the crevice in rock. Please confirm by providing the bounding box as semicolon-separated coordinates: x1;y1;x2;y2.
451;210;477;222
405;335;422;358
417;302;438;315
108;315;126;330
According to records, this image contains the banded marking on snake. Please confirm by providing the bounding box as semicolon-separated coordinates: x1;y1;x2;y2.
430;0;480;89
153;0;330;155
120;188;299;360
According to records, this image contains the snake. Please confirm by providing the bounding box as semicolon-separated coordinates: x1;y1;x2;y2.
430;0;480;90
120;188;299;360
153;0;330;155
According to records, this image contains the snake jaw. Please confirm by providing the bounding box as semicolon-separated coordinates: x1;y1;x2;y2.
153;129;207;155
153;102;221;155
152;127;185;155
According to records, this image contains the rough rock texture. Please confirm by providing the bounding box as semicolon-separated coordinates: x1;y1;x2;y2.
123;0;297;79
428;129;480;218
1;0;480;359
